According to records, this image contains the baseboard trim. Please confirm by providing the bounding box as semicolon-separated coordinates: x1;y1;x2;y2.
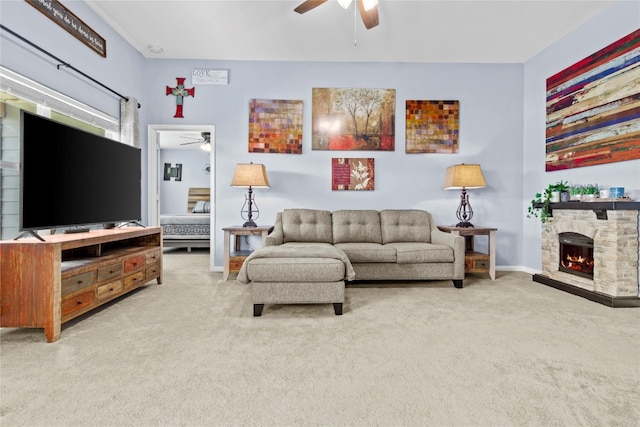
532;274;640;308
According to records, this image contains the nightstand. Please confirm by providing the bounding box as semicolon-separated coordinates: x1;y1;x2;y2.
222;225;272;280
438;226;497;280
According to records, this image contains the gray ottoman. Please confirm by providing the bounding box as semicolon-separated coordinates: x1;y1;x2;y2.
237;246;352;316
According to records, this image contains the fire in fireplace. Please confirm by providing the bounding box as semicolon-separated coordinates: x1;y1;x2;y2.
558;232;594;279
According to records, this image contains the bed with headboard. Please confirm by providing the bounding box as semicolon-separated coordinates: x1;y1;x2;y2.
160;187;211;251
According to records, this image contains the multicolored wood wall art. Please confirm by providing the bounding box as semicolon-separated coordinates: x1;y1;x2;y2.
166;78;194;118
545;28;640;171
405;100;459;154
248;99;303;154
331;158;375;191
312;88;395;151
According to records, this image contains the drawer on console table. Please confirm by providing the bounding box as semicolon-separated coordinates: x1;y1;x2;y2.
145;250;161;265
62;271;95;296
96;280;124;301
124;271;145;290
61;290;95;318
97;262;123;282
124;255;145;273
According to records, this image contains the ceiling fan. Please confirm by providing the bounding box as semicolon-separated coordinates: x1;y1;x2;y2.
294;0;380;30
180;132;212;152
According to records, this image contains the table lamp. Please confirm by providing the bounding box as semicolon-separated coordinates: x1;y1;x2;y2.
442;163;487;228
231;162;270;227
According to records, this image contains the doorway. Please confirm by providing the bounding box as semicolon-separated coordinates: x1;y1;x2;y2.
148;124;216;272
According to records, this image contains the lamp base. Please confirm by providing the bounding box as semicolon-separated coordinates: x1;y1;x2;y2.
455;221;475;228
242;220;257;228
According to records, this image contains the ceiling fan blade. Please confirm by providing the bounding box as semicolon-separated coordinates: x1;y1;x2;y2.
180;141;200;145
358;0;379;29
294;0;328;14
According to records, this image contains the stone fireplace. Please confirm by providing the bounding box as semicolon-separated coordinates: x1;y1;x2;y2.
533;201;640;307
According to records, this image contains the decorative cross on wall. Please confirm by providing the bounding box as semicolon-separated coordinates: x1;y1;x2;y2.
165;77;194;118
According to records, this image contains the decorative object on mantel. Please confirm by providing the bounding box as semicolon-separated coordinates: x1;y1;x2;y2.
331;158;374;190
166;77;194;118
569;184;599;201
527;181;570;223
312;88;395;151
442;163;487;228
545;28;640;171
248;99;303;154
231;163;270;228
25;0;106;57
406;100;459;154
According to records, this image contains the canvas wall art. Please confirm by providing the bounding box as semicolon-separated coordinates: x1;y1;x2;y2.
248;99;303;154
545;28;640;171
405;100;459;154
312;88;395;151
331;158;375;191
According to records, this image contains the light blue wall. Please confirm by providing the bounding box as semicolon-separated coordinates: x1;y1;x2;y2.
144;60;524;267
522;0;640;272
2;0;636;271
160;149;210;214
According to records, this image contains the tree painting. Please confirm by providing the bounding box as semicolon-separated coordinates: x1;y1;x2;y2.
312;88;395;151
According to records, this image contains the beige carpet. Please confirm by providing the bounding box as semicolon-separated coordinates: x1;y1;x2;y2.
1;248;639;427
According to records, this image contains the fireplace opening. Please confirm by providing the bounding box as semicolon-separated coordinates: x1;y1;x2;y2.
558;232;594;279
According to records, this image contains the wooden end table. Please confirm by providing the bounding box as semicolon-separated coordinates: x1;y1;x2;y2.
438;226;497;280
222;225;272;280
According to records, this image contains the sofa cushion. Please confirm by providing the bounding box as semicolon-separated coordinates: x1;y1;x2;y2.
334;242;397;263
282;209;333;243
385;242;453;263
332;210;382;244
379;210;431;243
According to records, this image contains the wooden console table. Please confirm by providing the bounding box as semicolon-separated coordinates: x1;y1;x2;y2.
223;225;272;280
438;226;497;280
0;227;163;342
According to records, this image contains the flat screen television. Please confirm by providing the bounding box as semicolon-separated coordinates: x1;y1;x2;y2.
19;110;141;234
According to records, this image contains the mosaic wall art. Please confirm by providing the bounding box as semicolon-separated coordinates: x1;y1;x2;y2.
545;28;640;171
248;99;303;154
405;100;459;154
331;158;375;191
312;88;395;151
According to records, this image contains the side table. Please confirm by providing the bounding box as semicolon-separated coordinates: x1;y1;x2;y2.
222;225;272;280
438;226;497;280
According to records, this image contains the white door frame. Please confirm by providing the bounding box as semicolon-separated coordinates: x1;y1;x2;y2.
148;124;216;272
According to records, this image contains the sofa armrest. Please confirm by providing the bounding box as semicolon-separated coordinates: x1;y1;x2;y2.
431;227;466;279
265;212;284;246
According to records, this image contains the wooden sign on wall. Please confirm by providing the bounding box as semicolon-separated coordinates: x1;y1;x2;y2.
26;0;106;57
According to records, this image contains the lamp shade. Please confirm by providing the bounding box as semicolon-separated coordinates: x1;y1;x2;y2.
442;164;487;190
231;163;270;188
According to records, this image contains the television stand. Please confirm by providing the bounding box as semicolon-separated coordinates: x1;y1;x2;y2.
0;227;163;342
14;230;45;242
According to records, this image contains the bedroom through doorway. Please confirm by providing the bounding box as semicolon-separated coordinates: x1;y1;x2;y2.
148;124;216;272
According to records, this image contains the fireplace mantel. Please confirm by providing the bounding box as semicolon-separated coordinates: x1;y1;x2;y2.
536;201;640;220
548;201;640;210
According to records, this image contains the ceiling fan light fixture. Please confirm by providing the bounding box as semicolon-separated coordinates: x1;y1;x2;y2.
362;0;378;12
337;0;352;9
200;142;211;152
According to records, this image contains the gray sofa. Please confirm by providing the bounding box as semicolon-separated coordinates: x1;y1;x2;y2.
263;208;466;287
238;209;466;316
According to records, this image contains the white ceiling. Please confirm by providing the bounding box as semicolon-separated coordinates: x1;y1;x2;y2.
87;0;615;64
86;0;617;148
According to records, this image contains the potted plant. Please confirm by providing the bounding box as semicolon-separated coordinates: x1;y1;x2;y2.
527;185;552;224
550;180;569;203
